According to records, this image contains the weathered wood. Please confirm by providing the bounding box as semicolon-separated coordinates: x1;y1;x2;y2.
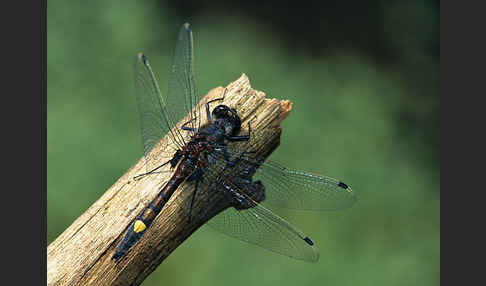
47;74;293;286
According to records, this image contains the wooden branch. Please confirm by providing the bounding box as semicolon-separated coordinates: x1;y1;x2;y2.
47;74;293;286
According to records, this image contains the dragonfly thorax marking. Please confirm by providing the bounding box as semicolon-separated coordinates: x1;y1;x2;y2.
174;104;243;171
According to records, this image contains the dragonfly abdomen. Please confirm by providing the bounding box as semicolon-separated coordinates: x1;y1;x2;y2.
112;193;171;260
112;162;194;261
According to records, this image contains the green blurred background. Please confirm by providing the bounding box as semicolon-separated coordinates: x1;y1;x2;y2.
47;1;439;285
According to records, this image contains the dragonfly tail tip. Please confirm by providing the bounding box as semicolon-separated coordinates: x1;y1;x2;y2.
303;237;314;246
338;181;348;189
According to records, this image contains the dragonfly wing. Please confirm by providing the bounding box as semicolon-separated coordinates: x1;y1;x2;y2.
134;53;186;172
167;23;202;133
201;150;319;262
216;147;357;210
254;160;357;210
207;195;319;262
134;23;201;175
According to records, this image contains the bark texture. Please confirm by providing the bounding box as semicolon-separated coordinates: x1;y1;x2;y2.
47;74;293;286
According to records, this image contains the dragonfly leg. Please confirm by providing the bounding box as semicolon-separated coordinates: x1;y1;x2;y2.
206;89;226;121
187;169;203;222
133;160;171;181
226;121;251;141
181;118;197;132
170;149;184;168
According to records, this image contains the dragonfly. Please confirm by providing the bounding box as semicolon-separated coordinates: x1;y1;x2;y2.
112;23;356;262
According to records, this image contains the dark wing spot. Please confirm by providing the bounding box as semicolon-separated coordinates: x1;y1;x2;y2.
141;54;148;64
338;182;348;189
303;237;314;246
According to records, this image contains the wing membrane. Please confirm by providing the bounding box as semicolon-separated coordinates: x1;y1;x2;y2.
213;146;357;210
134;53;186;172
201;150;319;262
208;200;319;262
254;161;356;210
134;22;200;174
167;23;201;133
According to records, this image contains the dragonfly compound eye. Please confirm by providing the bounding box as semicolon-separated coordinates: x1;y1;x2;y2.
212;105;230;119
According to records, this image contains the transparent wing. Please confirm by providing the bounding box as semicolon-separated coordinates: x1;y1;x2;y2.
219;147;357;210
134;53;187;172
208;199;320;262
134;22;201;175
167;23;201;133
254;161;356;210
201;150;319;262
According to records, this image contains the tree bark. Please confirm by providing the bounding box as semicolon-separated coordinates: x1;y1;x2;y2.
47;74;293;286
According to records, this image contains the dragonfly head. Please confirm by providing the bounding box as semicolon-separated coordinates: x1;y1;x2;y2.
212;104;242;136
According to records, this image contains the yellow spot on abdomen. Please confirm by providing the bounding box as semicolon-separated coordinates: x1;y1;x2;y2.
133;220;147;233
